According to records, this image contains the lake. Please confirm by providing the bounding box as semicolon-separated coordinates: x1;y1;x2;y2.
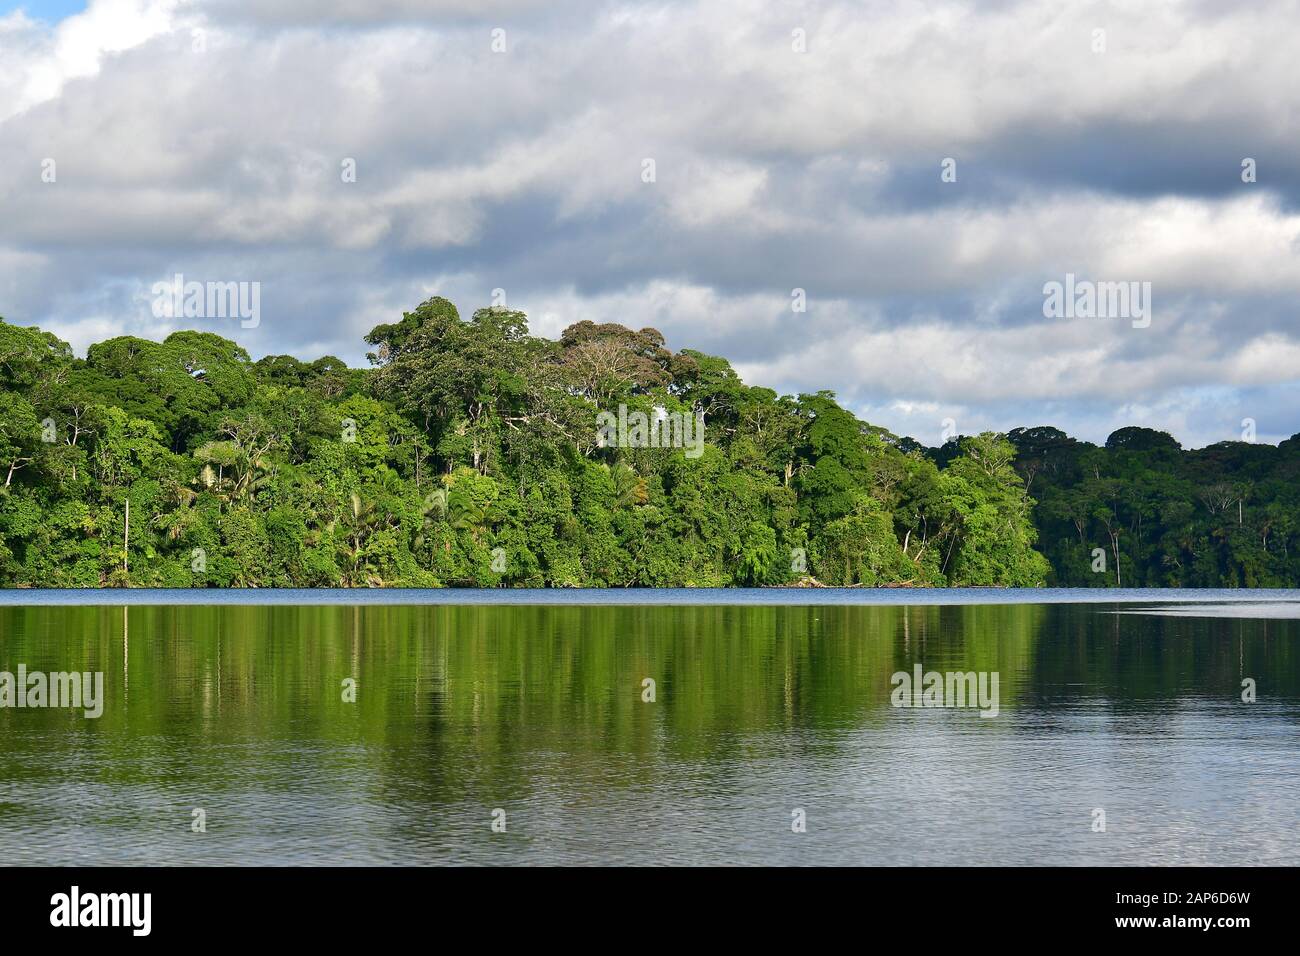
0;591;1297;865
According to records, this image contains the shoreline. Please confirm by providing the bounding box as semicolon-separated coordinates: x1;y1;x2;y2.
2;586;1299;607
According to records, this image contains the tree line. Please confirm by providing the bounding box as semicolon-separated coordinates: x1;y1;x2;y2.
0;298;1293;588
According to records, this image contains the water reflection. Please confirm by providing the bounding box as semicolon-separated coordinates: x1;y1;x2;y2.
0;603;1296;864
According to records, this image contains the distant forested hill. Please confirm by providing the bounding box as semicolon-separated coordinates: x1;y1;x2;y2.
0;300;1295;587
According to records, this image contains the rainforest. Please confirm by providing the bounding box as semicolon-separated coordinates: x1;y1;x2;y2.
1;297;1296;589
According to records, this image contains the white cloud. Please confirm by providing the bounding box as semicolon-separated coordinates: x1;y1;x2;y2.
1;0;179;121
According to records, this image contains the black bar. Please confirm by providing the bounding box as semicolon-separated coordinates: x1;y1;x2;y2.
0;866;1287;942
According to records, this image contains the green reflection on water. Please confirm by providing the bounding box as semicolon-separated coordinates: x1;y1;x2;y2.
0;603;1296;865
3;603;1293;748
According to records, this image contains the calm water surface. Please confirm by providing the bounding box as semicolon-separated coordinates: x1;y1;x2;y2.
0;597;1296;865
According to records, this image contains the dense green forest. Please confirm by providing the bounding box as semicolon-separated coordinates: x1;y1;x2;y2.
1;299;1296;588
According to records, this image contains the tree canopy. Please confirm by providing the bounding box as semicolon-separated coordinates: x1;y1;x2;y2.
0;303;1289;588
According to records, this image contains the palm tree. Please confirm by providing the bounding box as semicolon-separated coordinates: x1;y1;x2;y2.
338;471;405;586
611;463;648;508
338;492;384;586
151;480;200;541
414;487;447;551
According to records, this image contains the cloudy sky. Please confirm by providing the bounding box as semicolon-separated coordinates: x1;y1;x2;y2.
2;0;1298;448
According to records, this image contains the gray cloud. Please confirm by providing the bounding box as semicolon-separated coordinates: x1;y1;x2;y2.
1;0;1299;449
